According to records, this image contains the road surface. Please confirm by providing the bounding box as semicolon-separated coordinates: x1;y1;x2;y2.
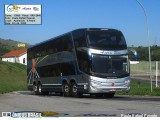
0;91;160;117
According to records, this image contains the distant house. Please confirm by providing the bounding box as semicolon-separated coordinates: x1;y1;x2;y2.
1;50;27;65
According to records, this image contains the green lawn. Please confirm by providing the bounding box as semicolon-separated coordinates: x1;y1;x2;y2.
0;61;27;94
130;61;160;77
117;79;160;96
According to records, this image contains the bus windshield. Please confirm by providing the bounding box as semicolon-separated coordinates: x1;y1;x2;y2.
86;31;127;50
91;55;129;78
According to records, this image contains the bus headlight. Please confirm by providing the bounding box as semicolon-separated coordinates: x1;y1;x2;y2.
124;80;130;84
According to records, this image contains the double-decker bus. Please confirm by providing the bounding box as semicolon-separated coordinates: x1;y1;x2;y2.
27;28;130;98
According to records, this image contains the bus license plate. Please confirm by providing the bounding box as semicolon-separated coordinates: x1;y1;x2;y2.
109;88;116;92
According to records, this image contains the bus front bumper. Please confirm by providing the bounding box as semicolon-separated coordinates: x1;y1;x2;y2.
88;76;130;93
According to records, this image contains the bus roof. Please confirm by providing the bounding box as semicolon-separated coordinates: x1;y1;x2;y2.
28;28;121;50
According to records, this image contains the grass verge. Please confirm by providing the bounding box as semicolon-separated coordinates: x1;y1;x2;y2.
117;79;160;96
0;61;27;94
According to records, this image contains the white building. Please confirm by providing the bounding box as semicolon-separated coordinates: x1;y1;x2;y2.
1;50;27;65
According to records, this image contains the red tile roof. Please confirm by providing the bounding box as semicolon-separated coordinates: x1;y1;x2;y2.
2;50;27;57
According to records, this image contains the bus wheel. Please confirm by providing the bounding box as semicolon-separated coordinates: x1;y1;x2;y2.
71;83;82;97
63;83;70;97
33;84;38;95
71;83;78;97
37;83;42;95
104;92;115;98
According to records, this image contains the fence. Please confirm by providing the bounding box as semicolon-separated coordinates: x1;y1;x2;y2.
130;61;160;86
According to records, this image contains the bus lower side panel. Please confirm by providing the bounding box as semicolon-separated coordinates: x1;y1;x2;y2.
77;85;88;93
28;84;88;93
42;85;88;93
27;85;62;92
42;85;62;92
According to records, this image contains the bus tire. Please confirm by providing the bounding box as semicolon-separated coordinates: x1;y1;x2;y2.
104;92;115;98
62;82;70;97
71;82;82;97
33;83;38;95
37;83;49;95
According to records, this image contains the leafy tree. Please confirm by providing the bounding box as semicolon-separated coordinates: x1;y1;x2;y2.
129;46;160;61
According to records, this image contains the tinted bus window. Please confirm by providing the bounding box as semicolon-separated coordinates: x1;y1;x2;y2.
40;64;60;77
86;30;127;50
73;30;87;48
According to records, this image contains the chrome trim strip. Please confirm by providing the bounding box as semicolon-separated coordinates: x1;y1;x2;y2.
89;48;128;55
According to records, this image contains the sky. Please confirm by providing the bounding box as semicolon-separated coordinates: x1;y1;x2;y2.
0;0;160;47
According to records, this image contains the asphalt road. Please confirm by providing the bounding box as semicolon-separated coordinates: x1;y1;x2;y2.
0;91;160;117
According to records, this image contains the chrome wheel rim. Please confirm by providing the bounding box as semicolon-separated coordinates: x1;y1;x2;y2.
39;85;42;93
72;84;77;93
33;85;37;92
64;84;69;93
